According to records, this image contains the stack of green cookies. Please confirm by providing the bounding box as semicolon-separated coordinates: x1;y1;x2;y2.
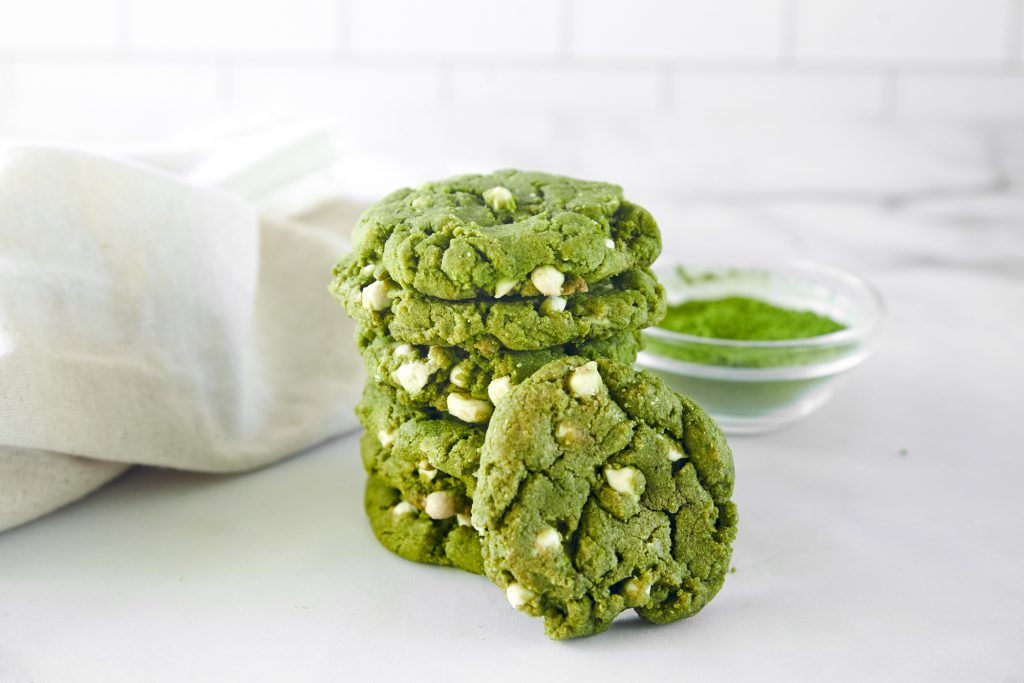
329;170;737;640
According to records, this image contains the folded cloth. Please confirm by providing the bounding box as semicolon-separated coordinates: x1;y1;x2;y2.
0;146;364;531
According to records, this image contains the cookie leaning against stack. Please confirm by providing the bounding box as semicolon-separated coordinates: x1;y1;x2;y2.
329;170;736;639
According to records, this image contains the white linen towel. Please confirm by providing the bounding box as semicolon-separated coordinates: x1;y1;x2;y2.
0;138;366;531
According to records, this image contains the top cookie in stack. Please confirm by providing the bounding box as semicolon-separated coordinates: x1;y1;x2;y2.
349;169;662;301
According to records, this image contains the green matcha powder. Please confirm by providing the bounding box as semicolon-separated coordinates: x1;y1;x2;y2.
646;296;849;370
659;296;846;341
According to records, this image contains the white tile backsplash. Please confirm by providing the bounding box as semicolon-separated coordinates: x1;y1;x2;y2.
896;74;1024;119
0;0;1019;143
6;61;224;142
128;0;341;55
569;0;785;59
350;0;561;57
229;64;440;115
671;72;887;117
0;0;119;50
795;0;1011;63
450;66;663;111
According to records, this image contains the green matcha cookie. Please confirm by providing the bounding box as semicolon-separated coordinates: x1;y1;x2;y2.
358;326;642;413
358;385;485;574
331;260;665;353
472;358;737;640
364;470;483;575
350;170;661;300
356;382;482;504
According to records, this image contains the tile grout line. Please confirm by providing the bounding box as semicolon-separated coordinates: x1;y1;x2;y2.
336;0;352;60
558;0;573;64
880;68;899;120
114;0;133;56
1006;0;1023;66
780;0;799;66
217;58;234;111
658;64;673;113
436;63;453;108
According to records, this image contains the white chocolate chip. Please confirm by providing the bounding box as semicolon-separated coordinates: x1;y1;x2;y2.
505;582;535;610
534;527;561;552
605;466;639;496
456;512;472;527
531;266;565;297
569;361;603;397
623;578;652;601
483;186;515;212
360;280;391;311
361;263;376;276
494;278;517;298
411;195;430;209
555;421;583;444
392;343;416;358
541;296;566;314
449;364;469;389
418;460;437;480
487;376;513;405
393;360;435;395
604;238;615;249
667;440;684;462
424;491;455;520
377;429;396;448
447;393;493;423
391;501;416;517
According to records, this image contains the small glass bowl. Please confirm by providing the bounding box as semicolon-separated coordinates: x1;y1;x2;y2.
637;257;884;435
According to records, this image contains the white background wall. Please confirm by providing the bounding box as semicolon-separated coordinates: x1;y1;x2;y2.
0;0;1021;197
0;0;1021;140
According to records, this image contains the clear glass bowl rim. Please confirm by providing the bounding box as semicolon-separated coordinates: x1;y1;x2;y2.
646;257;886;350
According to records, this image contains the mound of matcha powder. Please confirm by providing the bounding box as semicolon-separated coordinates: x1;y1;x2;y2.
658;296;845;341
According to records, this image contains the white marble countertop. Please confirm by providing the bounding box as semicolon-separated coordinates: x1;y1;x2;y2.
1;121;1022;682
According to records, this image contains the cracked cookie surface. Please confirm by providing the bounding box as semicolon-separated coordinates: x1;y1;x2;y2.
349;169;661;300
330;261;665;352
472;358;737;640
